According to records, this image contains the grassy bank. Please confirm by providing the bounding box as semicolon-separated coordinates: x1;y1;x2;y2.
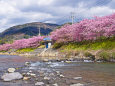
0;45;45;54
61;37;114;51
53;37;115;61
16;48;36;53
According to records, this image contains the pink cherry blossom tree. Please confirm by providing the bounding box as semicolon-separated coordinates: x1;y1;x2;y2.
50;13;115;43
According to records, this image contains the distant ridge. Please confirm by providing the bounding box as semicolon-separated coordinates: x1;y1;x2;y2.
0;22;59;40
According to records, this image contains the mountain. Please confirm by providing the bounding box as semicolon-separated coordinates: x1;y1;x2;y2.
0;22;59;40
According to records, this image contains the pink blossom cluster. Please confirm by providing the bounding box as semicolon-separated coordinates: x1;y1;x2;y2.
0;44;12;51
50;13;115;43
0;36;43;51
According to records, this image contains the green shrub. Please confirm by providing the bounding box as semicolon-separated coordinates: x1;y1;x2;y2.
99;52;110;61
84;52;95;60
111;52;115;59
53;43;63;49
84;52;92;57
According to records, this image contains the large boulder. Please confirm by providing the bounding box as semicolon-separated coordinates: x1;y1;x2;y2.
1;72;23;81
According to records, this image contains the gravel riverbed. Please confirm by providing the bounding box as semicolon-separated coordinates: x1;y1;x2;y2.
0;55;115;86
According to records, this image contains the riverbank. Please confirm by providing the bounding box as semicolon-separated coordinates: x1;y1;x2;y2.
0;49;115;62
0;37;115;62
53;37;115;62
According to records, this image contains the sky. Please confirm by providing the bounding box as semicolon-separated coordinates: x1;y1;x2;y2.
0;0;115;32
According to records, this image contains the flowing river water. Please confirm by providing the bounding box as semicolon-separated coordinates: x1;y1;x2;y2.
0;55;115;86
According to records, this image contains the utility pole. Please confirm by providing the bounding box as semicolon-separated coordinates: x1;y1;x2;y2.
27;24;30;38
70;12;75;24
38;26;41;36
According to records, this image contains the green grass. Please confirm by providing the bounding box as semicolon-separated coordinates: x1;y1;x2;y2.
60;37;115;51
0;50;7;53
37;45;45;48
16;48;36;53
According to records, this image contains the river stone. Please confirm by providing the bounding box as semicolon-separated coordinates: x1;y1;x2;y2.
61;61;64;62
38;70;44;74
8;68;16;73
44;76;50;80
43;59;49;62
30;73;36;77
69;58;74;61
65;61;72;63
73;77;82;80
25;62;31;66
70;83;84;86
23;77;30;80
29;70;32;73
1;72;23;81
22;73;26;76
46;85;50;86
49;73;55;76
56;71;60;75
53;83;58;86
60;74;65;78
27;72;31;75
35;82;44;85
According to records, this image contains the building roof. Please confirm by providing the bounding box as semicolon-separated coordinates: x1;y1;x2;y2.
43;37;51;41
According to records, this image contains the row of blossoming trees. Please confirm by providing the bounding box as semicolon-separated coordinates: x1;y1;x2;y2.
0;13;115;51
50;13;115;43
0;36;43;51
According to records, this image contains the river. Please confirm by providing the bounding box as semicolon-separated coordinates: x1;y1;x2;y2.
0;55;115;86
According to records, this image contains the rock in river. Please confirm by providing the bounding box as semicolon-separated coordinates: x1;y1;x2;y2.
59;74;65;78
23;77;30;80
30;73;36;77
1;72;23;81
35;82;44;85
73;77;82;80
25;62;31;66
43;59;49;62
8;68;16;73
53;83;58;86
44;76;50;80
70;83;84;86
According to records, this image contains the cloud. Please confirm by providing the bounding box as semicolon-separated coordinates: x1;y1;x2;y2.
0;0;115;32
75;5;115;18
108;0;115;8
37;0;54;6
